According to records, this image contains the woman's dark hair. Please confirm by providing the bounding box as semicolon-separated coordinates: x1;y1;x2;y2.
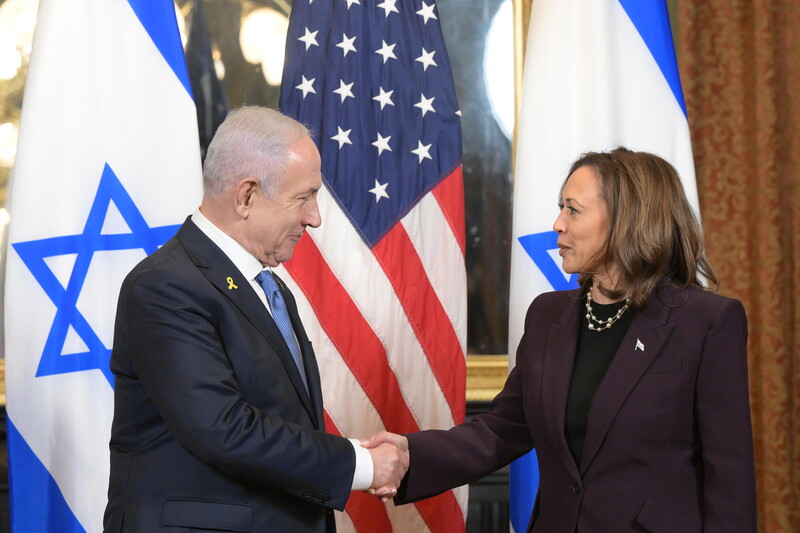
564;147;717;308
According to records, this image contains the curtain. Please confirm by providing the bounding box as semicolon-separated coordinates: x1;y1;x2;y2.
676;1;800;531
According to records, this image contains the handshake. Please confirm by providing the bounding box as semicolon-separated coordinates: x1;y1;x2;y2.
361;432;409;502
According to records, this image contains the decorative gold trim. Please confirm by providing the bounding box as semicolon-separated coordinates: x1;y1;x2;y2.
465;354;508;402
0;359;5;406
512;0;533;174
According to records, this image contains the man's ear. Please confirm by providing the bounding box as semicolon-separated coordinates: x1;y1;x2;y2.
234;178;260;217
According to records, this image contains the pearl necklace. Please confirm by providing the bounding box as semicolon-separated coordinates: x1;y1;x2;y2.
585;285;632;332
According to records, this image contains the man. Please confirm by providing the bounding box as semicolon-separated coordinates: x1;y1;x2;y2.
104;106;406;532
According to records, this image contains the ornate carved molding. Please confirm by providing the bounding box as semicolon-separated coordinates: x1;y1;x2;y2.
466;355;508;402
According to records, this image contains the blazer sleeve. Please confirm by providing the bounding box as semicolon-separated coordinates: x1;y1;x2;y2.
695;298;757;531
396;300;542;503
396;362;534;504
116;266;356;510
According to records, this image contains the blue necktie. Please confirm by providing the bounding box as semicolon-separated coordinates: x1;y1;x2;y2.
256;270;308;393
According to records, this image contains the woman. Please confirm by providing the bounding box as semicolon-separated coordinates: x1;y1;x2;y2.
365;147;757;532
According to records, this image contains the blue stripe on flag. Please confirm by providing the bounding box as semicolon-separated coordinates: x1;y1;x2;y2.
127;0;193;97
617;0;687;117
7;418;85;533
510;450;539;533
518;231;579;291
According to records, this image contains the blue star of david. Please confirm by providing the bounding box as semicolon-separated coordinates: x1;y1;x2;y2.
518;231;579;291
11;163;182;387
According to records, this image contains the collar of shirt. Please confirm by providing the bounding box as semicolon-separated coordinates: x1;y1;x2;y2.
191;208;272;313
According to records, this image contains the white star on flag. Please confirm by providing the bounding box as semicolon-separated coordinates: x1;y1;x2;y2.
411;140;432;163
377;0;399;18
414;93;436;116
331;126;353;148
333;79;355;102
375;40;398;64
336;33;357;56
416;2;438;24
298;27;319;51
368;179;390;202
372;133;392;155
295;75;316;98
373;87;395;109
415;48;437;71
344;0;361;9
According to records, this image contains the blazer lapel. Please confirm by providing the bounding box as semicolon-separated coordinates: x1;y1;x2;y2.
541;291;583;480
579;288;677;474
176;220;318;423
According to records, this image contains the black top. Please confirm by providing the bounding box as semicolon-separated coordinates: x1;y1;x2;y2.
565;296;635;467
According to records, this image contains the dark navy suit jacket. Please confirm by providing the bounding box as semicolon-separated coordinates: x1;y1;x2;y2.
104;218;355;533
397;284;756;532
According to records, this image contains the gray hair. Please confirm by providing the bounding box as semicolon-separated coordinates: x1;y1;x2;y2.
202;106;310;199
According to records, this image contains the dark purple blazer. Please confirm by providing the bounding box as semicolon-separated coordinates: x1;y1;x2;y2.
397;284;756;532
104;218;355;533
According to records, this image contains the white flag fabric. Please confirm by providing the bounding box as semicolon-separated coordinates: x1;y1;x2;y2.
508;1;698;531
4;0;202;531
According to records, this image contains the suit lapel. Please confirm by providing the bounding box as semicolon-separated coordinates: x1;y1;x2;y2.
541;291;583;480
579;287;676;474
176;220;318;424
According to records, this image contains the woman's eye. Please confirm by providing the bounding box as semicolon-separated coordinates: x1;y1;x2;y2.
558;203;578;215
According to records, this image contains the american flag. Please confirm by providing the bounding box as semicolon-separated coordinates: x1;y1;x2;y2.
279;0;467;531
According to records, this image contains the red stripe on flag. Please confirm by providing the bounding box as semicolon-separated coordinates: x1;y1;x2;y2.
327;408;464;533
345;491;396;531
324;411;393;532
416;493;467;533
286;235;465;532
285;236;419;433
431;166;466;255
372;226;466;424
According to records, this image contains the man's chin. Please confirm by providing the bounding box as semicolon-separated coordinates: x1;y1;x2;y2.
260;253;281;268
272;248;298;266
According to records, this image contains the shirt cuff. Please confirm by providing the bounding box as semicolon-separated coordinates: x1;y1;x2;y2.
349;439;374;491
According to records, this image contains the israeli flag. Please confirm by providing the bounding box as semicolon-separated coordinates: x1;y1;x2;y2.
4;0;202;531
508;1;698;531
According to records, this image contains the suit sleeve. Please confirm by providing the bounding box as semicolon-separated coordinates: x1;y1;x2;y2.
695;298;757;531
118;267;356;510
396;303;539;504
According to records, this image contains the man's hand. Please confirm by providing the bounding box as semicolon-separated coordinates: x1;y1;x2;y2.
362;432;410;502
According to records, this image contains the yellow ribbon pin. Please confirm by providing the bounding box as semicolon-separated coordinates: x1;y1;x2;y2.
226;277;238;290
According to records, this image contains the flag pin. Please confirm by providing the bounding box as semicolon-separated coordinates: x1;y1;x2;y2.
635;339;645;352
226;276;238;290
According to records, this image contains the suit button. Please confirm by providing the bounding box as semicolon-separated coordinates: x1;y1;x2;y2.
570;482;583;495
